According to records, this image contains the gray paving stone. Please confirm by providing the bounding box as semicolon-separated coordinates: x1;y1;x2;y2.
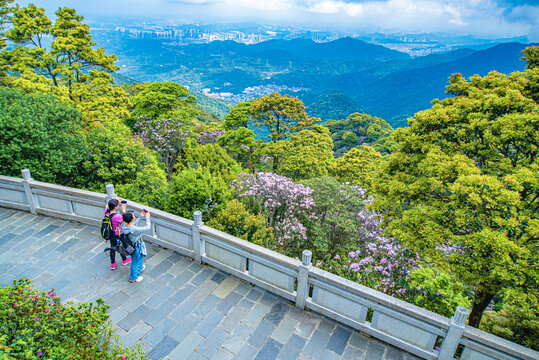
255;338;283;360
385;346;404;360
145;286;175;308
191;267;215;286
216;291;243;315
317;318;337;335
243;302;270;328
121;321;153;347
211;271;228;284
194;294;221;318
145;335;179;360
234;281;252;295
170;298;198;322
187;352;207;360
246;288;264;301
196;310;225;337
169;314;200;342
212;347;235;360
233;343;259;360
248;320;276;348
219;307;249;333
342;345;364;360
278;334;306;360
365;339;387;359
326;326;352;356
295;313;319;339
118;312;143;331
143;317;177;346
349;332;369;349
271;315;299;344
168;331;205;359
169;283;197;305
321;348;341;360
302;330;330;359
238;298;255;310
144;300;176;327
197;327;228;358
266;300;290;325
191;279;220;302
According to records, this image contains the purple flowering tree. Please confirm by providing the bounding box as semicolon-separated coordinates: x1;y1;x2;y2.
197;129;225;145
134;116;191;181
234;172;316;254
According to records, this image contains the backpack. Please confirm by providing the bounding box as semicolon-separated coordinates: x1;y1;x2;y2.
101;213;120;241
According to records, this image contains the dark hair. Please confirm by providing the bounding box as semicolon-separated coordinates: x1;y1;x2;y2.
123;212;134;224
107;199;119;212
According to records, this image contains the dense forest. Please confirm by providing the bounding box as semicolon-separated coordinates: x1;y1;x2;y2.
0;1;538;352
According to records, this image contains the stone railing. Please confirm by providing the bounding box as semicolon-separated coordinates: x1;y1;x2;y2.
0;169;537;360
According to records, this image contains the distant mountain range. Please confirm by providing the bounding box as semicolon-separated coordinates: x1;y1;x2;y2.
94;32;534;127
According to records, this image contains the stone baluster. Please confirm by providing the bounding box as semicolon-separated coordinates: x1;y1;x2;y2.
21;169;38;215
438;306;469;360
192;211;204;264
295;250;312;309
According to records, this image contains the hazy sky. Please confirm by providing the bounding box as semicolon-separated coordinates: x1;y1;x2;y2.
16;0;539;40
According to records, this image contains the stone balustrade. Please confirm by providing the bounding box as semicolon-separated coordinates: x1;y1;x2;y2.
0;169;537;360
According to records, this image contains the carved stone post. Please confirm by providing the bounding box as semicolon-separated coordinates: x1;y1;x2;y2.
105;184;116;203
192;211;203;264
438;306;469;360
295;250;312;310
21;169;38;215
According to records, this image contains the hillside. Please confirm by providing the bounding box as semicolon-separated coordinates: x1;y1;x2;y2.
353;42;532;120
92;32;534;127
307;92;365;122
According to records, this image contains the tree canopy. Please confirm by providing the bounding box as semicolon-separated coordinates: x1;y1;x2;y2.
372;50;539;328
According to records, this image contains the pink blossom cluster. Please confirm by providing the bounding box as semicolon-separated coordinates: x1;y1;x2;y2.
197;129;225;145
345;234;421;297
234;172;316;250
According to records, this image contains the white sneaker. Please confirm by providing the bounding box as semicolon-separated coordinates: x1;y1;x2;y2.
129;276;143;283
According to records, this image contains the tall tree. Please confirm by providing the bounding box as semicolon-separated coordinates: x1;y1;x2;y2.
132;81;197;121
2;5;118;96
251;92;318;171
372;47;539;328
0;0;13;51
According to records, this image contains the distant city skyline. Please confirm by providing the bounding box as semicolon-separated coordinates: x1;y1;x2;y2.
16;0;539;41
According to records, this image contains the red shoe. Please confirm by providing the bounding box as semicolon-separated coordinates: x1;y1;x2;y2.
122;258;132;266
110;261;117;270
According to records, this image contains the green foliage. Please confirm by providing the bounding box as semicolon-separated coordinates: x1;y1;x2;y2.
79;127;168;209
191;90;235;119
207;199;273;247
0;87;86;184
167;167;232;220
132;81;197;121
307;91;365;122
371;56;539;328
251;92;316;143
0;0;13;51
217;127;259;171
330;145;382;189
480;291;539;351
274;124;334;180
179;143;242;184
301;176;367;258
0;278;145;359
2;5;118;91
325;112;394;156
223;102;251;130
407;268;471;318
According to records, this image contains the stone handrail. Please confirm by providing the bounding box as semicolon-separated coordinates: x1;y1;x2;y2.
0;169;537;360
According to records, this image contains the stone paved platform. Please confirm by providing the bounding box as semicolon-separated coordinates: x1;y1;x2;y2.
0;208;419;360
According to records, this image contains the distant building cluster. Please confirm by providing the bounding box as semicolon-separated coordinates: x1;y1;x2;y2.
202;84;309;102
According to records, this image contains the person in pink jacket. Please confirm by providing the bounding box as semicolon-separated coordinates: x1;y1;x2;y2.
105;198;131;270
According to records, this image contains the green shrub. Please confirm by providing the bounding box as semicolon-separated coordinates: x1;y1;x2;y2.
0;278;146;360
407;268;471;318
207;199;273;247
